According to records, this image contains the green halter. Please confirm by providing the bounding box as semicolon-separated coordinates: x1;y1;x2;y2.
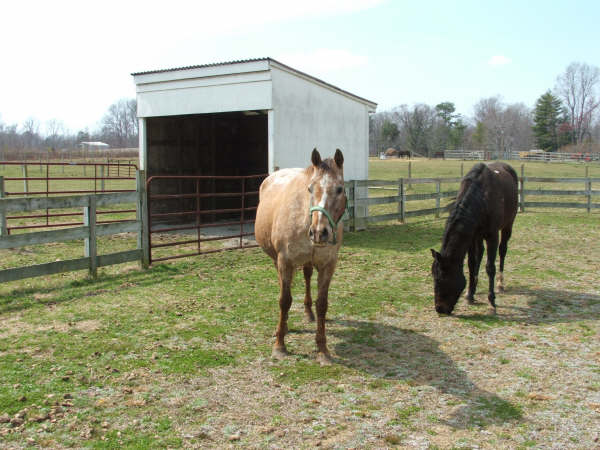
309;205;346;245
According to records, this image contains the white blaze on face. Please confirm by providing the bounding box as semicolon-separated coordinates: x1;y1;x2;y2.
494;170;500;174
317;173;332;222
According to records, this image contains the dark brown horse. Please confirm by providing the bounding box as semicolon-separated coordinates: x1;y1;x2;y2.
431;162;518;315
255;149;346;364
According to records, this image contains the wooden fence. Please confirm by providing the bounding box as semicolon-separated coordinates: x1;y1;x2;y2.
345;177;461;230
345;176;599;230
0;171;148;283
520;176;600;212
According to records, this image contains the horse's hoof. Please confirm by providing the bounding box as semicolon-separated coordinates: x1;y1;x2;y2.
304;310;315;322
466;296;476;305
316;352;332;366
271;346;288;360
488;306;497;315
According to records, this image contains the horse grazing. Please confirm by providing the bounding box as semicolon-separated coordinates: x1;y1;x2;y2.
255;149;346;364
430;162;518;315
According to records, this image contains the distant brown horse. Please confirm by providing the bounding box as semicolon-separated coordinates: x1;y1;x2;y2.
255;149;346;364
431;162;518;315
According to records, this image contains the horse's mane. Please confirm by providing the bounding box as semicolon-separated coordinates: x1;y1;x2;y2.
442;163;487;248
304;158;337;174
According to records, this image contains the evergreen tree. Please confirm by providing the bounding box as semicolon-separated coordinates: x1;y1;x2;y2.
532;91;565;152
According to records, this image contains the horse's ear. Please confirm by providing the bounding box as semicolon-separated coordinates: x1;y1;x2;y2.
311;148;322;167
430;249;441;261
334;148;344;168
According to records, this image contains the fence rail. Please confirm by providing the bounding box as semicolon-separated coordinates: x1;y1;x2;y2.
444;150;600;163
0;171;147;283
0;160;137;233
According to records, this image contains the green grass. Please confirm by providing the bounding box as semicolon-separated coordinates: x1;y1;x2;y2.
0;158;598;447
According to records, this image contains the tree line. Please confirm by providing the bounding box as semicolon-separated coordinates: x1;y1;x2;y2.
370;61;600;157
0;98;138;158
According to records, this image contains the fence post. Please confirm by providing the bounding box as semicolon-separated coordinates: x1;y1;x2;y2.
435;179;441;218
84;196;97;278
520;165;525;213
351;179;358;232
0;177;6;236
399;178;406;223
586;178;591;214
137;170;150;269
22;165;29;195
460;163;464;178
100;165;105;192
407;162;412;190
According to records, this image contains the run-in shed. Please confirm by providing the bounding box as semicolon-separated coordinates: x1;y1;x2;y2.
132;58;377;181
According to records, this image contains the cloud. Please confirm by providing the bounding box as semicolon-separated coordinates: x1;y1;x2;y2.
488;55;512;66
276;49;369;74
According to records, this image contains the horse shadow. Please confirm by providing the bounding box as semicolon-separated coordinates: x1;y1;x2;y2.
330;319;522;429
455;285;600;326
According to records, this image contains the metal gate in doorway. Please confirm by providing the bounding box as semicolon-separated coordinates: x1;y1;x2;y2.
146;174;267;264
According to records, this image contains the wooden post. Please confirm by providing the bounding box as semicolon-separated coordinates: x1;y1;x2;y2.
22;165;29;196
351;180;358;232
586;178;591;214
0;176;7;236
520;164;525;213
407;161;412;190
137;170;150;268
100;165;105;192
435;179;441;218
460;163;464;178
399;178;406;223
84;196;97;278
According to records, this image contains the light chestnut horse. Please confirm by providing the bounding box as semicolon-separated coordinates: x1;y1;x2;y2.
255;149;346;365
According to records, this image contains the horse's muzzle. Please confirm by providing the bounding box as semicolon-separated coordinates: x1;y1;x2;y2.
309;225;332;245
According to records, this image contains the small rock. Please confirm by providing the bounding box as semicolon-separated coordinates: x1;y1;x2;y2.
10;417;24;427
228;433;241;441
0;414;10;423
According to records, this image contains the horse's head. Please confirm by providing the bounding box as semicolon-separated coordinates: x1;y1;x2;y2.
308;148;346;246
430;249;466;315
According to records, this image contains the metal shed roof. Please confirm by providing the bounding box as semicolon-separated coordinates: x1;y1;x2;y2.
132;57;377;109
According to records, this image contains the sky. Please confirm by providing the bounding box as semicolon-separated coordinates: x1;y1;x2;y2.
1;0;599;135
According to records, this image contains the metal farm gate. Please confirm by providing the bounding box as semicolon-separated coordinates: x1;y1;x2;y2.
146;174;267;263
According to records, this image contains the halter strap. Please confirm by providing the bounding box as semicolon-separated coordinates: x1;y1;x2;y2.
309;204;346;245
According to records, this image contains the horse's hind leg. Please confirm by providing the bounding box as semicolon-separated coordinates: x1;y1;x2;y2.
485;233;499;314
272;257;295;359
466;238;484;304
303;263;315;322
497;227;512;292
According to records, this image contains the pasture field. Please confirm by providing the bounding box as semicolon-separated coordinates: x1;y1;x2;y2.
1;159;599;448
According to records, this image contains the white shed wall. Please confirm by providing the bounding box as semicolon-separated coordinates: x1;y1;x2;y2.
135;70;273;118
270;66;371;181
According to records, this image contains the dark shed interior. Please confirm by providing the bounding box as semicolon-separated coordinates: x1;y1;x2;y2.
146;111;268;227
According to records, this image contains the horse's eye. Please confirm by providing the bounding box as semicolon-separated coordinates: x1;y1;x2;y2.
336;186;343;195
308;185;313;194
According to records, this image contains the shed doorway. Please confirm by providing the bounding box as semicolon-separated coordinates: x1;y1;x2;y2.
145;111;268;262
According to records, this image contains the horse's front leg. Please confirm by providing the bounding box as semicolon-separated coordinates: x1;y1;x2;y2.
272;257;295;359
315;262;335;365
303;263;315;322
466;238;484;304
485;233;499;314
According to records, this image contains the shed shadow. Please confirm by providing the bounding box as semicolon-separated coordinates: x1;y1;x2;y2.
331;319;522;429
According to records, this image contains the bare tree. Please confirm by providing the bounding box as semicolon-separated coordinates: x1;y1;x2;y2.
100;98;138;148
394;104;437;156
45;119;65;150
555;62;600;145
474;96;532;157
